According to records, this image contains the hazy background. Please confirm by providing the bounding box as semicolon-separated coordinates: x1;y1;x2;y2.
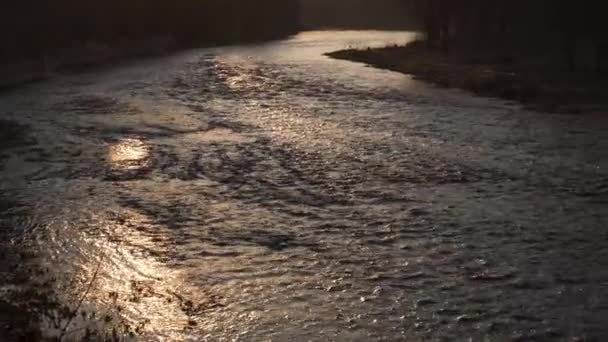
300;0;416;30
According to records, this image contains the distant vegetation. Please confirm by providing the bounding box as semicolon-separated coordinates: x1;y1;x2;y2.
300;0;415;30
1;0;300;63
406;0;608;73
328;1;608;113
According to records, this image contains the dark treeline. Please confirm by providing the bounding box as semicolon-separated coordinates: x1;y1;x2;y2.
1;0;300;63
407;0;608;72
300;0;415;30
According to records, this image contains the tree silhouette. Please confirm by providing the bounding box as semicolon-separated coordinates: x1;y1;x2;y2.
408;0;608;73
0;0;301;63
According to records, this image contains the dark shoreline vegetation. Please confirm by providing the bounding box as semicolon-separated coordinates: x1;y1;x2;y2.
328;1;608;114
299;0;415;32
1;0;300;89
327;41;608;114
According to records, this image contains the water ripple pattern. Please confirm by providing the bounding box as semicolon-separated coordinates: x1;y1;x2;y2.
1;31;607;341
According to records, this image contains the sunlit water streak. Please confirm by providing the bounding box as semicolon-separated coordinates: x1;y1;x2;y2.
0;30;607;341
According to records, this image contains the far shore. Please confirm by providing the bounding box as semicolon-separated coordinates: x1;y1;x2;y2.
0;35;177;91
327;41;608;114
0;32;294;91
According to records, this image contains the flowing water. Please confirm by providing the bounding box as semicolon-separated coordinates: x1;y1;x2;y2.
1;31;608;341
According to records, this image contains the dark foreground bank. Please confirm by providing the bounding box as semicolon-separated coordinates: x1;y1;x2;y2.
327;41;608;114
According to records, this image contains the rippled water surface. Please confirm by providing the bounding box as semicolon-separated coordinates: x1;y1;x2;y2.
1;31;608;341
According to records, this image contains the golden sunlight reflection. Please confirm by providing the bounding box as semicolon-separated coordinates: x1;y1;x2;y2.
43;210;195;340
91;211;187;339
107;138;150;169
226;73;254;90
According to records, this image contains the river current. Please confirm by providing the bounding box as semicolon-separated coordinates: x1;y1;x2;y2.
1;31;608;341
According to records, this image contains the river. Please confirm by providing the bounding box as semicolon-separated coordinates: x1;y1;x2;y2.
1;30;608;341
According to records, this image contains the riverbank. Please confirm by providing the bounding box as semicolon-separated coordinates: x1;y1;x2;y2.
327;41;608;114
0;36;177;90
0;32;298;91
